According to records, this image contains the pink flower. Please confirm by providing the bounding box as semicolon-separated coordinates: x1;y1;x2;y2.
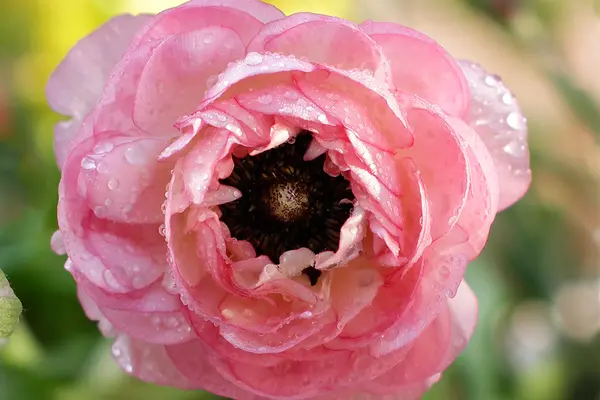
47;1;530;399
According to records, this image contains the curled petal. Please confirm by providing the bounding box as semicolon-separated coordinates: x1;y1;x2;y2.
112;335;196;389
459;60;531;210
80;134;174;224
446;116;499;260
248;13;390;80
134;27;245;134
399;102;469;240
361;21;469;117
131;0;285;48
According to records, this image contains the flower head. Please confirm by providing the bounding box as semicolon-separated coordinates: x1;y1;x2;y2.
47;1;530;399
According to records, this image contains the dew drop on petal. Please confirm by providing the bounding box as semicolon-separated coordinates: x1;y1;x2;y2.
93;142;114;155
502;92;515;105
96;161;109;174
507;112;526;130
81;157;97;170
108;179;119;190
245;52;263;66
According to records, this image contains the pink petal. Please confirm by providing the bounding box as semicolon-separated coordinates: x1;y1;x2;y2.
134;27;245;134
166;339;270;399
111;335;195;389
362;281;477;395
80;134;174;224
361;21;469;117
47;14;153;168
399;102;469;240
130;0;283;49
446;116;499;260
459;60;531;210
209;342;353;399
248;13;390;80
93;40;164;135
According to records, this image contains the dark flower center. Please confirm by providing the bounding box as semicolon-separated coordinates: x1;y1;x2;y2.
219;132;354;283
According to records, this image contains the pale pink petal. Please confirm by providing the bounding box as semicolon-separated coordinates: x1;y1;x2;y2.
47;14;153;167
248;13;390;80
399;102;469;240
93;41;164;135
131;0;283;49
459;60;531;210
134;27;245;134
362;282;477;395
366;232;469;357
446;116;499;260
80;134;174;224
166;339;270;399
111;335;196;389
361;21;469;117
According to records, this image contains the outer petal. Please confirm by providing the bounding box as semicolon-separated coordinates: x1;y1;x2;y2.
247;13;390;80
361;281;477;395
361;22;469;118
47;14;153;168
459;60;531;210
134;27;246;134
130;0;284;48
446;116;499;260
112;335;196;389
399;100;469;241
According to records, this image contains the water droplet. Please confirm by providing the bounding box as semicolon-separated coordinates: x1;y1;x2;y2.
258;94;273;104
64;258;74;272
104;199;113;207
161;202;167;214
375;152;383;161
96;161;109;174
93;142;114;154
317;114;328;124
503;141;525;157
501;92;514;105
103;270;121;290
507;112;525;130
108;179;119;190
125;146;147;165
81;157;97;170
484;75;499;86
299;311;313;319
159;224;166;236
112;346;121;357
94;206;107;218
245;52;263;66
287;136;296;144
132;276;145;289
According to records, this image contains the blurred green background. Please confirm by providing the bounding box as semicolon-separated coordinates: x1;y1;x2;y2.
1;0;599;399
